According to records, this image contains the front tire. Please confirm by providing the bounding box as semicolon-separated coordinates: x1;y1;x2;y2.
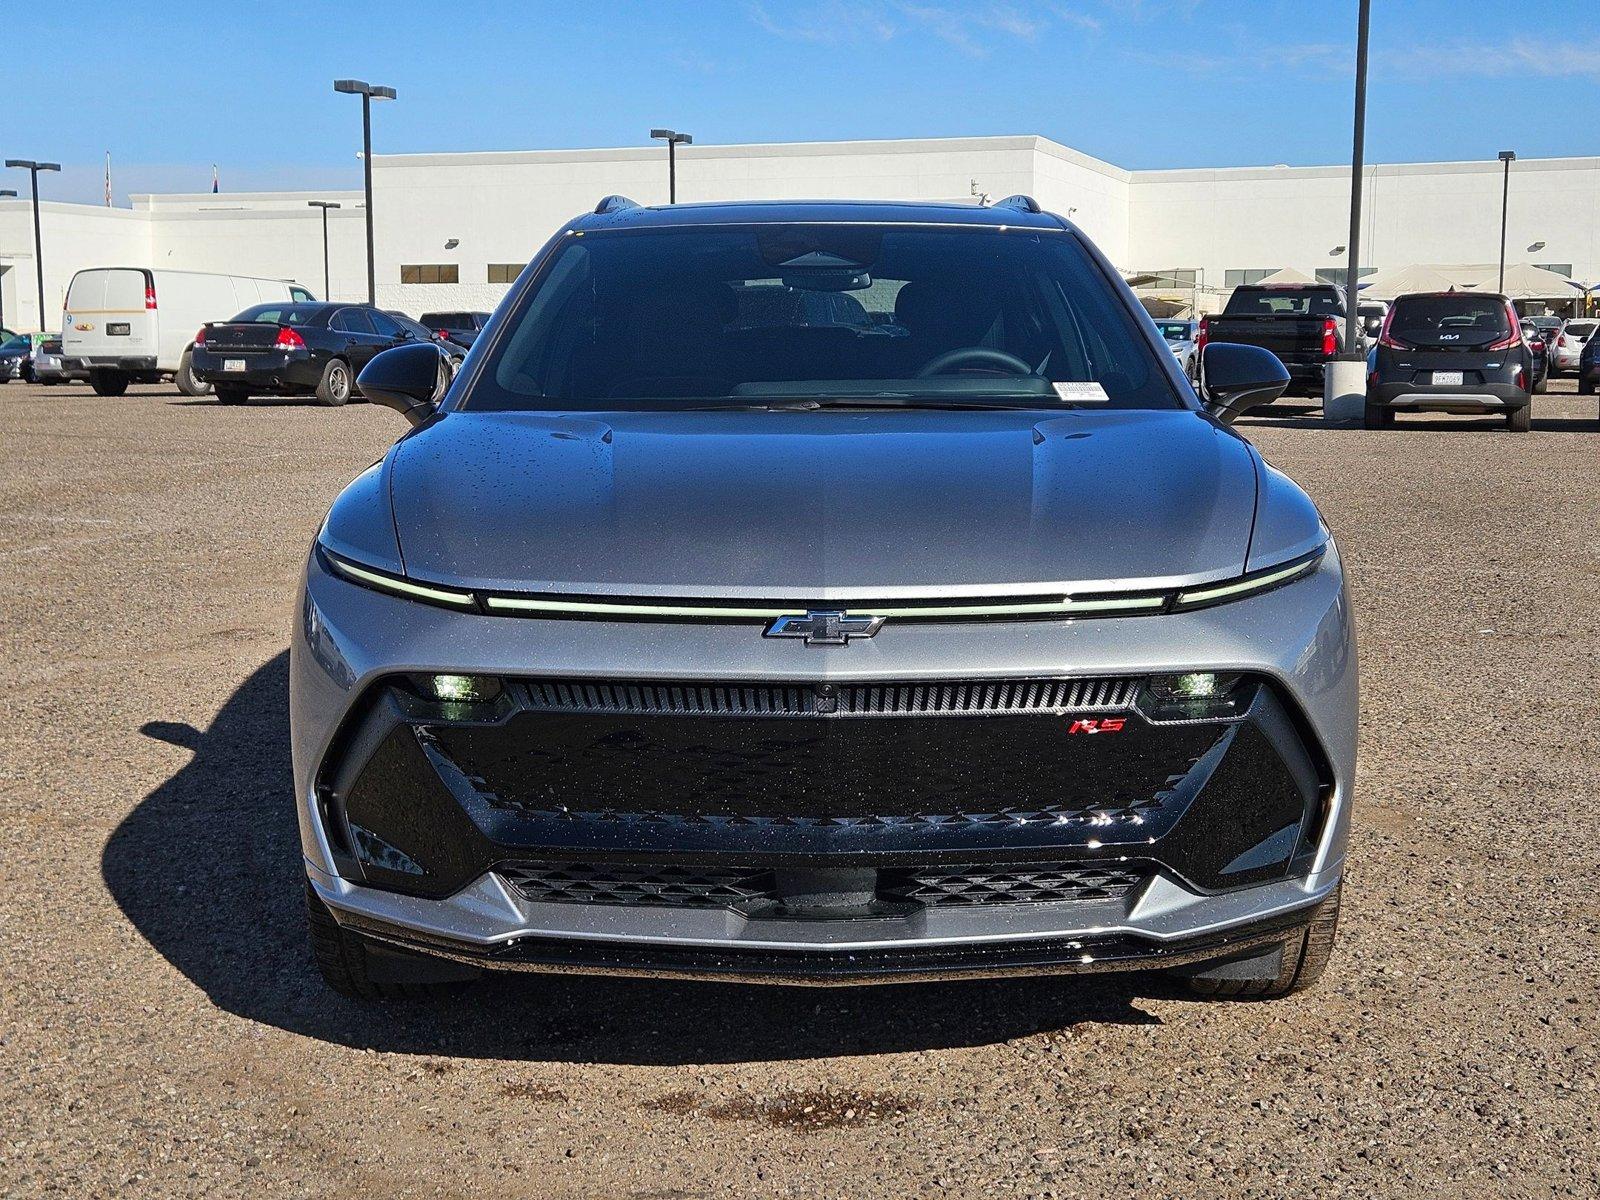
1507;403;1532;432
304;881;472;1000
315;358;352;406
90;370;129;397
1185;883;1342;999
1362;400;1393;429
214;385;249;405
175;348;213;397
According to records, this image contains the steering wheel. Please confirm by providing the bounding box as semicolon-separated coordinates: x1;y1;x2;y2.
916;347;1034;378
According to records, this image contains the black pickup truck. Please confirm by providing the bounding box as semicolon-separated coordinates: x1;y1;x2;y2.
1198;284;1361;398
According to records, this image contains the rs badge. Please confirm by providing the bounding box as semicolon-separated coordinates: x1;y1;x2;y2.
1068;717;1125;734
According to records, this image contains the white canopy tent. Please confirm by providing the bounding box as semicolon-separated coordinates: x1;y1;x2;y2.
1357;264;1471;300
1254;267;1317;286
1494;262;1581;301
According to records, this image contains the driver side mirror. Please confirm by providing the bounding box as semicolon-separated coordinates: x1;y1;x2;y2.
1196;342;1290;424
358;342;446;427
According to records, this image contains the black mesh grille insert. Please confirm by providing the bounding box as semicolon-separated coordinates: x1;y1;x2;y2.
499;862;775;910
519;677;1141;718
882;864;1144;907
496;861;1145;914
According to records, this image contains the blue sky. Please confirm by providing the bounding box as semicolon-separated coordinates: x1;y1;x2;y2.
8;0;1598;204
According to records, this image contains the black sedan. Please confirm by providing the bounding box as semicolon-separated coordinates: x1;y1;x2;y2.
192;302;448;406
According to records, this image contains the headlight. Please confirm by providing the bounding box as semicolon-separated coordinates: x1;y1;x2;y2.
1171;546;1325;612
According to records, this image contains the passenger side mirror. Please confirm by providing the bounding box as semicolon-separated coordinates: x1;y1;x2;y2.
1363;316;1383;337
1196;342;1290;424
358;342;445;427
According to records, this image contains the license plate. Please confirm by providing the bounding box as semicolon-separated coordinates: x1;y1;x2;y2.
1432;371;1464;386
224;359;246;372
107;323;130;336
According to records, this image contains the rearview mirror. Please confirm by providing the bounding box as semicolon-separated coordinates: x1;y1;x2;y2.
1196;342;1290;424
358;342;446;427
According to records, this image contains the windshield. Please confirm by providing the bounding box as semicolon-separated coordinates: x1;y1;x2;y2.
464;224;1183;412
1390;295;1512;347
1154;321;1191;342
0;336;28;354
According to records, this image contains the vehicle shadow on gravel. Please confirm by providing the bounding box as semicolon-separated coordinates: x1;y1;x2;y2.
103;654;1169;1065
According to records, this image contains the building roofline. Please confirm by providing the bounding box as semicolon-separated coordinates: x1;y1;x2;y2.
1131;154;1600;183
372;133;1127;178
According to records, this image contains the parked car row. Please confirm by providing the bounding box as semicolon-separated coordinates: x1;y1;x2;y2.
192;301;459;405
1162;286;1592;432
0;266;481;406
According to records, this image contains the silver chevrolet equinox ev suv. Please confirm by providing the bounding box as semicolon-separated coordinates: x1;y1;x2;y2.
292;196;1356;1001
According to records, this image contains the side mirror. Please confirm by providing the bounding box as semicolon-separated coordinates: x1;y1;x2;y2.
1363;317;1383;337
1196;342;1290;424
358;342;445;427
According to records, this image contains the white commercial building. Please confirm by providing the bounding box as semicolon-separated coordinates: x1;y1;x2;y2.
3;134;1597;333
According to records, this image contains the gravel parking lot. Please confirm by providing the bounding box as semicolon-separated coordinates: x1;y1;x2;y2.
2;380;1597;1199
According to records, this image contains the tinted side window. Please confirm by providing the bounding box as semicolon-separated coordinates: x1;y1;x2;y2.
335;308;375;334
368;310;402;338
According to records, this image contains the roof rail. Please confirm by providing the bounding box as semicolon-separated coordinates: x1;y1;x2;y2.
594;195;641;214
991;194;1041;214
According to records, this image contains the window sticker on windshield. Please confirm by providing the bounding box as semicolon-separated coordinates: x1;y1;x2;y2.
1052;381;1108;402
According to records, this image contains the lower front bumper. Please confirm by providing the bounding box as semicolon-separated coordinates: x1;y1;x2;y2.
309;856;1341;985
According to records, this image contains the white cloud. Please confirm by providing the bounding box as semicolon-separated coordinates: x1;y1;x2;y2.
749;0;1105;56
747;1;895;45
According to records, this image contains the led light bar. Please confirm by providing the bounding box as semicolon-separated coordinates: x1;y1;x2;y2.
1173;547;1325;610
321;544;1325;621
481;593;1167;619
323;550;477;608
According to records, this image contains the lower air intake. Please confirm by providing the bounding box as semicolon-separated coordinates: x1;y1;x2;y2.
496;860;1146;916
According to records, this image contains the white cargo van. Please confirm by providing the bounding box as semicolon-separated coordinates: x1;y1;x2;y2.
62;268;316;396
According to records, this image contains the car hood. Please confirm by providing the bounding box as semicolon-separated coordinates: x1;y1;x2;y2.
388;408;1259;598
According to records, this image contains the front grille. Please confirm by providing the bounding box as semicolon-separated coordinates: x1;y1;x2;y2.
429;676;1209;828
519;676;1141;718
497;861;1145;915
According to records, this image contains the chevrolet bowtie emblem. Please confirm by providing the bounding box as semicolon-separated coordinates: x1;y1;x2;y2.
764;610;885;646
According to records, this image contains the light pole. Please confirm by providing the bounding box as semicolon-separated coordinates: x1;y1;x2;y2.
0;188;15;333
307;200;341;299
649;128;693;203
1324;0;1370;424
333;79;396;304
1497;150;1516;294
5;160;61;329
